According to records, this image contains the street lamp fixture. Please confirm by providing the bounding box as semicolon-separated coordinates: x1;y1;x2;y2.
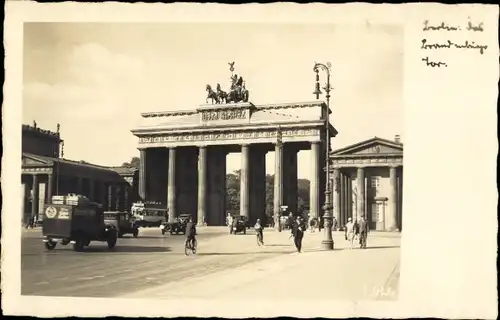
313;61;334;250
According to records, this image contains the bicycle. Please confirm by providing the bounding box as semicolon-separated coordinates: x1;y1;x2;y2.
184;238;197;256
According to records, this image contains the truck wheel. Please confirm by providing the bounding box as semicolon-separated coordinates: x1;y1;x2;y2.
107;232;117;249
133;230;139;238
73;237;84;252
44;240;57;250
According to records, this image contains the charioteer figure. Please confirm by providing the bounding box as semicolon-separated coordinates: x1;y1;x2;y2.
205;62;250;105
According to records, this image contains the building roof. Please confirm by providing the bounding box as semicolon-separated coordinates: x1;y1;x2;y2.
108;166;138;175
22;124;62;141
331;136;403;157
22;153;135;175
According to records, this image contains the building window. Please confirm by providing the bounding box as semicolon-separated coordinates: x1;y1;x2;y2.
371;202;382;222
370;176;380;188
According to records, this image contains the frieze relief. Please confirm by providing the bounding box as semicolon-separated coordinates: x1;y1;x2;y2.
201;109;247;121
332;157;402;167
139;128;319;144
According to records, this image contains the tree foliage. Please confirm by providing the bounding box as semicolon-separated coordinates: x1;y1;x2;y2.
122;156;140;168
225;170;310;217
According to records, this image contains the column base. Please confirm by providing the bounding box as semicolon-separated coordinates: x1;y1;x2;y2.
321;240;334;250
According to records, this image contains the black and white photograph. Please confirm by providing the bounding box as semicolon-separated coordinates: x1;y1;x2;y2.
19;21;404;300
2;2;498;319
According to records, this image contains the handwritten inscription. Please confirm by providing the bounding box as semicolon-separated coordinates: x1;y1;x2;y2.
421;17;487;68
201;109;247;121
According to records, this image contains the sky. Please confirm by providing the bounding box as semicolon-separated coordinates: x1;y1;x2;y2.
23;22;404;179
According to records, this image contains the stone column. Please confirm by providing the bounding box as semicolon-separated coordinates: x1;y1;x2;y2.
32;174;39;219
47;173;53;203
124;186;129;212
88;179;95;202
356;167;365;220
139;149;147;201
167;147;176;222
273;142;283;225
333;168;340;225
107;184;113;211
76;176;83;195
100;182;107;208
240;144;250;219
309;142;321;219
387;166;398;231
343;173;349;221
338;172;344;226
197;146;207;226
115;184;121;211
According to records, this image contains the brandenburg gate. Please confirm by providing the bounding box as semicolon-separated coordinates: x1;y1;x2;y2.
131;66;337;226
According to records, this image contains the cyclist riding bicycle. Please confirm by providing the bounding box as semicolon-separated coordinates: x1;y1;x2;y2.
185;217;197;248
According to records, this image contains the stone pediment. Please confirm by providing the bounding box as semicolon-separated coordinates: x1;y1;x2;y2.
332;137;403;156
22;153;54;166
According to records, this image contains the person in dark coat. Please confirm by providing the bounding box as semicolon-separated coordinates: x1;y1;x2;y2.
185;217;197;248
291;216;306;253
358;215;369;249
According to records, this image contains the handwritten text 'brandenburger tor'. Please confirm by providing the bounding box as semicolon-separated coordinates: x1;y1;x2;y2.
420;17;488;68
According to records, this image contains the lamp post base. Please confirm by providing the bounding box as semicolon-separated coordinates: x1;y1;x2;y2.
321;239;334;250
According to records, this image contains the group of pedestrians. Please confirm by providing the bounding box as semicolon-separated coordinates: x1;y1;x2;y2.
223;211;369;253
344;215;369;249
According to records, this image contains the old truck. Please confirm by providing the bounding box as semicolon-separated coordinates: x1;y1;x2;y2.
103;211;139;238
42;194;118;252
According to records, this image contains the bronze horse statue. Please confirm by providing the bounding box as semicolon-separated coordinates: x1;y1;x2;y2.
206;84;220;104
216;83;228;104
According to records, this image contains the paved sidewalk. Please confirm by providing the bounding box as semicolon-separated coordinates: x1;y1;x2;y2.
122;230;401;301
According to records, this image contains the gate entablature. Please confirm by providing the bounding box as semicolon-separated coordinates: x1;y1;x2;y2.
132;101;337;148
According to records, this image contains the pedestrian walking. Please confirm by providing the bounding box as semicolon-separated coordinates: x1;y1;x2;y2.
358;215;369;249
308;216;316;233
332;216;338;231
291;216;305;253
344;217;356;249
254;218;264;246
226;213;233;234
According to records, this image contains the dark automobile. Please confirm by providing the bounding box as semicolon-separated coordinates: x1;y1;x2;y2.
232;215;248;235
42;197;118;252
104;211;139;238
164;214;191;235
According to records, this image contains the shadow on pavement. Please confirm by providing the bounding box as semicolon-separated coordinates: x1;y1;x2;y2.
362;245;400;250
121;236;164;239
331;245;400;251
82;246;173;253
197;250;294;256
263;244;292;247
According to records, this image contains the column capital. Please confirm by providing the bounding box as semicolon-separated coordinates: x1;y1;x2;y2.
357;166;365;173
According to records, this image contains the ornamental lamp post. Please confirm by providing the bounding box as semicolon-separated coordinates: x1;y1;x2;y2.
313;61;334;250
275;125;283;232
